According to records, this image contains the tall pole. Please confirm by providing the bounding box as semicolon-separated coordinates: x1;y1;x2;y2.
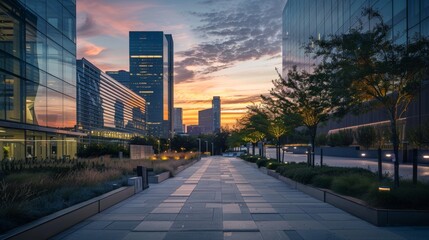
205;141;208;153
197;138;201;158
212;142;214;156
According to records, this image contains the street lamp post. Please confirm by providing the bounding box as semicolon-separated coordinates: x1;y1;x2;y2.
211;142;214;156
157;139;160;154
205;141;208;153
197;138;201;159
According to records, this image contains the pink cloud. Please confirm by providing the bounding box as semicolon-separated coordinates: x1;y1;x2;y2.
76;0;154;37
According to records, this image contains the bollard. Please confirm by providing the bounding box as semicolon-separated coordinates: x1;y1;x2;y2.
137;166;149;189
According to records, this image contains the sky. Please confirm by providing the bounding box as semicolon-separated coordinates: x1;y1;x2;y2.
76;0;286;128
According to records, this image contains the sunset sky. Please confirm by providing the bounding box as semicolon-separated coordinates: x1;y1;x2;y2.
76;0;286;128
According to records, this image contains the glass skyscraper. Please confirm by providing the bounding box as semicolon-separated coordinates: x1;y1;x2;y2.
212;96;221;133
0;0;81;161
77;59;146;143
129;31;174;138
106;70;130;89
283;0;429;138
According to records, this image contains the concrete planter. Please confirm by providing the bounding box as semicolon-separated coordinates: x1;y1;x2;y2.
274;173;429;226
1;187;135;240
174;159;197;175
148;171;170;183
241;158;429;226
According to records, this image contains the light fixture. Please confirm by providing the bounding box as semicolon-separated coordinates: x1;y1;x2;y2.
361;153;366;157
423;155;429;159
385;154;392;158
378;186;391;192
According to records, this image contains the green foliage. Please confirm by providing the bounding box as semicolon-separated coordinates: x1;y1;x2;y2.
77;143;129;158
312;175;333;188
326;130;354;147
331;174;376;198
315;133;327;146
266;162;284;170
407;122;429;148
239;155;260;163
367;181;429;210
355;126;376;149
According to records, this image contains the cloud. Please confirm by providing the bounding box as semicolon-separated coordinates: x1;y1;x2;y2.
175;0;286;83
76;0;152;37
77;39;105;57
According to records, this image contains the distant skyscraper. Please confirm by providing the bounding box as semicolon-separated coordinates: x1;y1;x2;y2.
198;109;213;134
106;70;130;88
212;96;221;133
173;108;183;134
129;31;174;138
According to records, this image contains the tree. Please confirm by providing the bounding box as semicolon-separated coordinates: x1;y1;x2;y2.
262;66;344;164
310;8;429;187
268;118;288;162
355;126;377;149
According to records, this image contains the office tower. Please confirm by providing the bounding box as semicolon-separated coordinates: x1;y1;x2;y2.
198;109;213;134
0;0;81;160
106;70;130;88
77;59;146;143
129;31;174;138
173;108;183;134
282;0;429;138
212;96;221;133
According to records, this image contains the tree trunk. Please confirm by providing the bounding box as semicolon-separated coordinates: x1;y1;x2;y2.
390;118;400;188
252;143;256;155
309;125;317;167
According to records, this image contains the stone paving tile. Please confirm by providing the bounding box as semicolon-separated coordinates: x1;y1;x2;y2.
122;232;167;240
224;231;263;240
223;220;258;231
164;231;223;240
58;230;130;240
54;157;429;240
104;221;140;230
133;221;173;231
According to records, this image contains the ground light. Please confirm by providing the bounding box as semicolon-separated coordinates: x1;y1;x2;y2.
378;186;391;192
385;154;392;158
361;153;366;157
423;155;429;159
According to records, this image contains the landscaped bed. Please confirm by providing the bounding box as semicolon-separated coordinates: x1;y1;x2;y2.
240;155;429;210
0;152;198;234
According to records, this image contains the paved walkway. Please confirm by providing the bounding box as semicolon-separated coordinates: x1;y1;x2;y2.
54;157;429;240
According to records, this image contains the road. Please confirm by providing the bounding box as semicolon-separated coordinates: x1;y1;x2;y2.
264;148;429;183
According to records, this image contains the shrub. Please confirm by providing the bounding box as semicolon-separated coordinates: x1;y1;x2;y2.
331;174;375;197
312;175;333;188
266;162;284;170
291;168;318;184
327;130;354;147
256;158;268;168
315;133;327;146
355;126;376;149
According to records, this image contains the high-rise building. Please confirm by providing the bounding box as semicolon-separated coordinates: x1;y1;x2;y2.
0;0;82;160
282;0;429;139
212;96;221;133
106;70;130;89
77;59;146;143
198;108;213;134
129;31;174;138
173;108;183;134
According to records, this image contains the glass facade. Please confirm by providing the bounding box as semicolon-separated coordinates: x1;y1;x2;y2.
0;0;79;160
129;31;173;138
106;70;130;89
212;96;221;133
282;0;429;137
77;58;146;143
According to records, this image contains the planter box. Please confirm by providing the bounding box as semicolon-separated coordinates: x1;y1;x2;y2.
1;187;135;240
253;161;429;226
267;169;280;179
174;159;197;175
148;171;170;183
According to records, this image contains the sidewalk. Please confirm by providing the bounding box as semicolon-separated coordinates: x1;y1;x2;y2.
53;157;429;240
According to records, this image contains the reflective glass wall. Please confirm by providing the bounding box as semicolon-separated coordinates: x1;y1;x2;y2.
0;0;78;160
77;58;146;143
129;31;173;138
282;0;429;136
